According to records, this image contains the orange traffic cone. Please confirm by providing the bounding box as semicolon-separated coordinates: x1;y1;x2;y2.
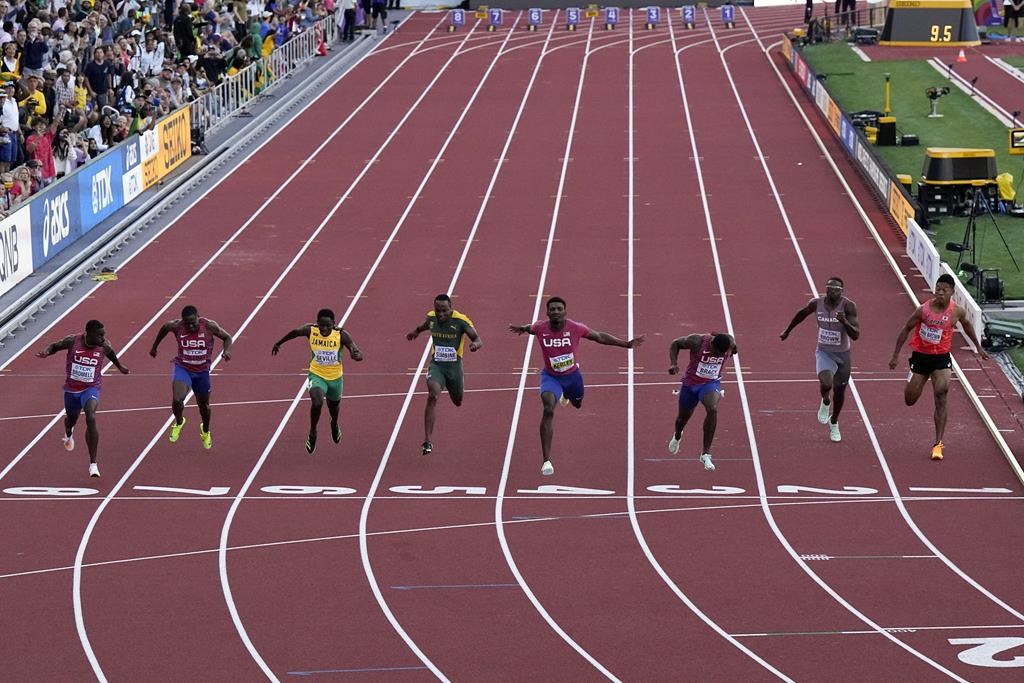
315;24;327;56
956;48;966;63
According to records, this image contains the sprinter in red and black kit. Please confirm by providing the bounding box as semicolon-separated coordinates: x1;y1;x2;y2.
890;273;988;461
36;319;130;477
150;305;233;449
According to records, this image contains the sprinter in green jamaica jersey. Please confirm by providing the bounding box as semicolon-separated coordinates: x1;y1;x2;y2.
272;308;363;454
407;294;483;455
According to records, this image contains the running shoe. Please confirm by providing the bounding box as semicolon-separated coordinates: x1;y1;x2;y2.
931;442;944;461
668;435;680;454
817;399;830;425
699;453;716;471
200;426;212;450
331;423;342;444
88;463;100;478
541;460;554;476
305;432;317;455
830;423;841;442
62;431;75;451
169;417;186;443
421;441;432;456
559;395;569;406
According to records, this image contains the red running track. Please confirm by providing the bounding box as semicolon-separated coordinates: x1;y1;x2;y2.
1;7;1022;681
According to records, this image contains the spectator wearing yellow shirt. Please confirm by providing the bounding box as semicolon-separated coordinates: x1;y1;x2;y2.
74;74;88;111
0;42;20;83
19;74;46;118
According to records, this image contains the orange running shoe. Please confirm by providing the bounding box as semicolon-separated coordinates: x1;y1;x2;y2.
931;442;944;461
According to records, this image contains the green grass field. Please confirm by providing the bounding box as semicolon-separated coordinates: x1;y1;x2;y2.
799;42;1024;298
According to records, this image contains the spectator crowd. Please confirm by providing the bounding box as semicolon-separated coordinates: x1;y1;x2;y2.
1;0;336;216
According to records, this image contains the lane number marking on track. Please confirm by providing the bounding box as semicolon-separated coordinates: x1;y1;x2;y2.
950;637;1024;667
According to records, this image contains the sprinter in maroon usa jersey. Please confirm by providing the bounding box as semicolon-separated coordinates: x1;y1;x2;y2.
36;319;130;477
150;305;233;449
667;332;737;472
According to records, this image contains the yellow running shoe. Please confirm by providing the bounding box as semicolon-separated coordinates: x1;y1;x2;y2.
169;417;186;443
200;426;212;450
931;442;944;461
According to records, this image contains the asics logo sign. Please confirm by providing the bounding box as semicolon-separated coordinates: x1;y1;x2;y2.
41;191;72;259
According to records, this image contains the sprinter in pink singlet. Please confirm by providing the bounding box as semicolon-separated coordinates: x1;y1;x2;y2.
890;273;988;460
667;332;737;472
36;319;130;477
149;305;234;449
510;296;643;476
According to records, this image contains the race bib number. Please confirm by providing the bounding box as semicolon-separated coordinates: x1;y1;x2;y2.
70;363;96;383
695;361;722;380
433;345;458;362
919;324;943;345
550;353;575;372
817;328;842;346
314;349;339;366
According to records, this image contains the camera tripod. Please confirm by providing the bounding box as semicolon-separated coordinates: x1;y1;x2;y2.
950;187;1019;302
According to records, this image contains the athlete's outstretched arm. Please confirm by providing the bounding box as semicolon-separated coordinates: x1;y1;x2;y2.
889;308;923;369
341;329;363;361
148;321;177;357
585;329;644;349
466;325;483;352
271;325;311;355
207;319;234;361
36;335;76;358
407;317;431;340
955;305;990;360
779;300;816;341
104;342;130;374
508;324;534;336
668;334;702;374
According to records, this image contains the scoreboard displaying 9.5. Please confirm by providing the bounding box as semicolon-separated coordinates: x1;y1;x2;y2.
879;0;981;46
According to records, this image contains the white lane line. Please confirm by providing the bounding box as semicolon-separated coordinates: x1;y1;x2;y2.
0;13;443;485
625;12;793;681
4;495;1014;583
494;17;622;683
213;20;496;683
734;622;1024;638
352;14;527;682
70;17;456;683
740;5;1024;626
697;7;968;680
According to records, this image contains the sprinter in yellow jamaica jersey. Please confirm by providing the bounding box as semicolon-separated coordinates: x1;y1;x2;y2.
272;308;363;454
407;294;483;455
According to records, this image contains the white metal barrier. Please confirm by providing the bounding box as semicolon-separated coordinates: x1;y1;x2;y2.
189;14;339;134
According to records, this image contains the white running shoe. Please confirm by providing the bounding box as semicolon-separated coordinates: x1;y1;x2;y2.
541;460;554;476
559;395;569;406
817;399;830;425
830;423;841;442
699;453;715;471
88;463;100;478
668;435;680;454
62;432;75;451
